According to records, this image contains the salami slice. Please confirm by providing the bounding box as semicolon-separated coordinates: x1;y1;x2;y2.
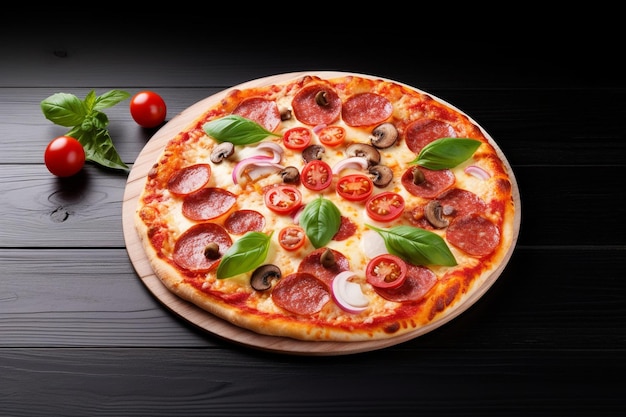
182;187;237;221
272;272;330;315
332;216;358;241
436;188;487;218
404;118;457;153
291;84;342;126
374;264;437;303
298;248;350;286
446;214;500;256
342;93;393;127
166;164;212;196
224;209;265;234
232;97;281;132
172;223;233;273
401;167;455;199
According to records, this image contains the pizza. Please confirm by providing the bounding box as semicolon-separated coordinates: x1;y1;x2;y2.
133;72;519;343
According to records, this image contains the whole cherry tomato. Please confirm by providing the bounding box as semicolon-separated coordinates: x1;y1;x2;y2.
44;135;85;177
129;91;167;128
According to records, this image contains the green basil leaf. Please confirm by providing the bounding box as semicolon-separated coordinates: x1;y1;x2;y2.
41;92;87;127
366;224;457;266
68;126;129;172
217;231;272;279
93;89;131;111
299;197;341;249
410;137;481;170
203;115;280;145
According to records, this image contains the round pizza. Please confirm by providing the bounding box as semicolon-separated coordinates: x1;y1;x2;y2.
133;72;519;343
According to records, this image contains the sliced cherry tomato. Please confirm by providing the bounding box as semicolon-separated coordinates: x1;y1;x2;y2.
130;91;167;128
301;160;333;191
264;185;302;215
336;174;374;202
365;191;405;222
278;225;306;251
283;126;312;150
318;125;346;147
366;254;408;289
44;135;85;177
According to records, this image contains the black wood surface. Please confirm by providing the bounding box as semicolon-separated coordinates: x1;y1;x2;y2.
1;18;624;416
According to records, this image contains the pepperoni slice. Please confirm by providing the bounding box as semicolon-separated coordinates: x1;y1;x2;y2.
172;223;233;273
182;188;237;221
374;264;437;303
224;209;265;234
332;216;358;241
404;118;457;153
342;92;393;127
232;97;281;132
446;214;500;256
166;164;211;196
272;272;330;315
436;188;487;218
401;167;455;199
291;84;342;126
297;248;350;286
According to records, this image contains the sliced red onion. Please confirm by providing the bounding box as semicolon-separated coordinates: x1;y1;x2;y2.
331;271;369;314
232;155;283;184
312;124;327;135
464;165;491;180
331;156;369;175
291;204;305;225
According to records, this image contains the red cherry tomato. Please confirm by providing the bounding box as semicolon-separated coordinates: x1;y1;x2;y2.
336;174;374;202
366;254;408;289
317;125;346;147
264;185;302;215
301;160;333;191
365;191;405;222
44;136;85;177
278;225;306;251
283;127;312;150
130;91;167;128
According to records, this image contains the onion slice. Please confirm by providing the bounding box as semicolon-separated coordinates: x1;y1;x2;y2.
232;155;283;184
361;229;388;259
464;165;491;180
331;271;369;314
332;156;369;175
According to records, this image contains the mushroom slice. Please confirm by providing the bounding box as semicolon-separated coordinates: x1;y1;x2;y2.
368;164;393;188
250;264;282;291
370;122;398;149
302;144;325;163
279;166;300;184
424;200;449;229
210;142;235;163
345;143;381;166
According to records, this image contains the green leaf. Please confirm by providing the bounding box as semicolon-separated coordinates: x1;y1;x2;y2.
203;115;280;145
41;92;87;127
94;89;131;110
366;224;457;266
410;137;481;170
68;126;129;172
299;197;342;249
217;232;272;279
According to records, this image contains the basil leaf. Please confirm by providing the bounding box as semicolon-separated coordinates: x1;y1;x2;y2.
216;231;272;279
68;126;129;172
93;89;131;110
366;224;457;266
410;137;481;170
41;92;87;127
203;115;280;145
299;197;341;249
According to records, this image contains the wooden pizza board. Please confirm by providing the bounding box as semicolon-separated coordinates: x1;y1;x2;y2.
122;71;521;355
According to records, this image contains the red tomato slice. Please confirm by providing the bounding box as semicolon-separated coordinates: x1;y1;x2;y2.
278;225;306;251
365;191;405;222
283;127;312;150
318;125;346;147
336;174;374;202
301;160;333;191
366;254;408;289
264;185;302;215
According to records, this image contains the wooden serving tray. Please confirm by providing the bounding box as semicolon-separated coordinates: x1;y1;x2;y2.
122;71;521;355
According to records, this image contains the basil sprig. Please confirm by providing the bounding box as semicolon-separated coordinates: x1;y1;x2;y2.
41;90;130;172
216;231;272;279
410;137;481;170
366;224;457;266
299;197;342;249
203;115;280;145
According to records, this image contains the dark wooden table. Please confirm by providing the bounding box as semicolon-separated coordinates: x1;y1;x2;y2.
1;16;624;416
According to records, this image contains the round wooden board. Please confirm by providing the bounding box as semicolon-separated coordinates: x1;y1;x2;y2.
122;71;521;356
